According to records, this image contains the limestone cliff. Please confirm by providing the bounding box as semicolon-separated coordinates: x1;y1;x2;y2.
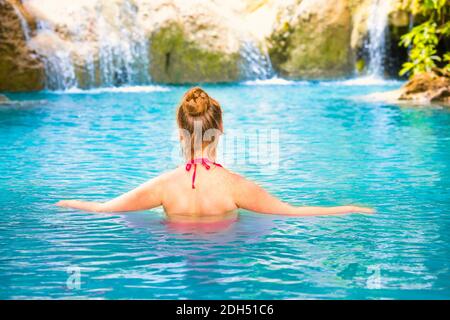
22;0;268;87
268;0;354;79
0;0;45;92
0;0;419;91
142;0;243;83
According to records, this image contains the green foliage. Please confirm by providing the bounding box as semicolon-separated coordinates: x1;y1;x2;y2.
399;21;441;75
399;0;450;77
444;52;450;71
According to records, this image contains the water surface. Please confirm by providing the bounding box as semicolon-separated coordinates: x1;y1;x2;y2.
1;80;449;299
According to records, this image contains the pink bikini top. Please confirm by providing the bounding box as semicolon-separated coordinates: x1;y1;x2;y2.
185;158;222;189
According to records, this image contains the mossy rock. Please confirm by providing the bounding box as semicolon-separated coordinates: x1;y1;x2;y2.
149;24;240;84
268;0;354;79
269;23;353;79
0;0;45;92
355;58;365;74
0;57;45;92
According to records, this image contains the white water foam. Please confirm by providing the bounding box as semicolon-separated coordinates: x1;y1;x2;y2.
243;76;402;87
50;85;170;94
320;76;403;86
243;77;304;86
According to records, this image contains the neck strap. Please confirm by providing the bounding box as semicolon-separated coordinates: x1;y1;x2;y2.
185;158;222;189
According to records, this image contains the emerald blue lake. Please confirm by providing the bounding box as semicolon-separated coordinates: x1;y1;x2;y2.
1;79;449;299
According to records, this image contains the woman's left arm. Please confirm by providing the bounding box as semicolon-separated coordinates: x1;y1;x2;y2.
56;175;165;213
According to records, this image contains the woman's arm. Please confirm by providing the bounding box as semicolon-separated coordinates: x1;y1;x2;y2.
56;175;166;213
232;175;374;216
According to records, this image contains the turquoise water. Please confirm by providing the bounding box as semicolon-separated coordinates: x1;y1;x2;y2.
1;79;450;299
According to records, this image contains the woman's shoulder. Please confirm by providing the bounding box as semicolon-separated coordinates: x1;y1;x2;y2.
159;166;185;180
146;167;183;185
215;166;247;185
220;168;264;192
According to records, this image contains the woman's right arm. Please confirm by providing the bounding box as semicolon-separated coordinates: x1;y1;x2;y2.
232;174;374;216
56;174;167;213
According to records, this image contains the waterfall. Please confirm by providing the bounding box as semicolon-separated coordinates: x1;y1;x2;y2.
11;3;31;41
31;0;151;90
24;0;275;90
365;0;390;77
35;21;78;89
239;41;274;80
92;0;151;88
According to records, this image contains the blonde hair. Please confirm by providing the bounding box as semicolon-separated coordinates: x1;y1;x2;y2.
176;87;223;160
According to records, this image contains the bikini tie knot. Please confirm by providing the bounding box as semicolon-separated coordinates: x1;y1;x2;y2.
185;158;221;189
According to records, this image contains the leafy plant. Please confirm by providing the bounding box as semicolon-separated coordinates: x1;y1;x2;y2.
444;52;450;70
399;0;450;77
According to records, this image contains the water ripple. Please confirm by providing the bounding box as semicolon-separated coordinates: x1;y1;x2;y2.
1;83;450;299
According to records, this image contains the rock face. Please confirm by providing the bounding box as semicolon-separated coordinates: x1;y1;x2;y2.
0;0;45;92
0;0;425;90
145;0;243;83
267;0;410;79
268;0;353;79
398;70;450;104
365;69;450;106
21;0;266;88
150;24;240;83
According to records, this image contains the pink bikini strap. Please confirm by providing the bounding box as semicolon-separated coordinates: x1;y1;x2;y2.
185;158;222;189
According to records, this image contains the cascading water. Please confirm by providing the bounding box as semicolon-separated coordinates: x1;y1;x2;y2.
30;0;151;90
365;0;391;77
35;21;78;89
23;0;273;90
239;41;274;80
93;0;151;88
11;3;31;41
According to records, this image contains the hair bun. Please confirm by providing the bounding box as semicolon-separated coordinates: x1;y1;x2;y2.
182;87;210;116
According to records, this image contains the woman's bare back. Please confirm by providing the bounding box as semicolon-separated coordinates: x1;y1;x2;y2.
161;164;238;222
56;161;374;219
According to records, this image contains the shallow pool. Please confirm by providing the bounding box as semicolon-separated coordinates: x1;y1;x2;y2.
1;79;449;299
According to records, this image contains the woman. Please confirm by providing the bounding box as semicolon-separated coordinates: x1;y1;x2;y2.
57;87;374;223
